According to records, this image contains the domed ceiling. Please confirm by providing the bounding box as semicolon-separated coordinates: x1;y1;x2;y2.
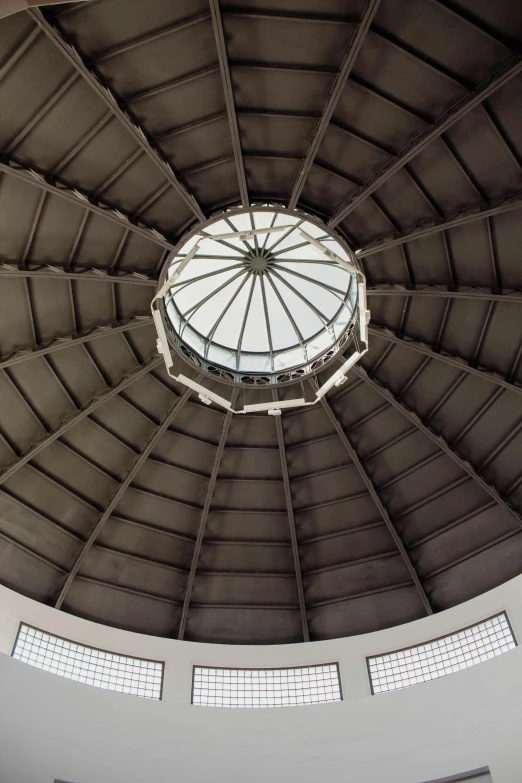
0;0;521;645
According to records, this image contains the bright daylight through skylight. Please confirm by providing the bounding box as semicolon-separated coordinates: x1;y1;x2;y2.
161;207;360;383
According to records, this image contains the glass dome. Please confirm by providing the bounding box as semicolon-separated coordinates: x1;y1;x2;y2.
162;206;359;385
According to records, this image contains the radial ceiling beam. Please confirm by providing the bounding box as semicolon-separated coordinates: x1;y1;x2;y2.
288;0;381;210
27;8;205;223
329;55;522;227
357;191;522;258
369;323;522;397
178;397;236;639
0;157;173;251
0;261;158;286
209;0;249;206
353;365;522;530
0;313;152;371
0;353;162;486
273;396;310;641
367;283;522;303
316;390;433;615
54;386;193;609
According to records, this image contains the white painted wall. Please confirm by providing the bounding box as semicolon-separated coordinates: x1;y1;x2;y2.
0;576;522;783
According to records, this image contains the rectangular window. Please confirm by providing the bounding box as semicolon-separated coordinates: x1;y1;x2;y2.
423;767;491;783
192;663;342;708
12;623;163;700
368;612;516;694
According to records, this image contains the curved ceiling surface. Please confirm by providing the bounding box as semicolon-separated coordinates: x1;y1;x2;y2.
0;0;521;644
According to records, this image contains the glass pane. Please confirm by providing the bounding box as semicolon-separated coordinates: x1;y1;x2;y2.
174;258;244;288
190;274;248;337
272;269;339;321
276;243;327;263
267;227;304;254
241;278;270;352
276;261;349;292
270;274;323;340
273;345;306;370
173;269;241;315
196;236;244;257
213;278;253;349
239;352;273;372
164;206;359;379
264;279;300;349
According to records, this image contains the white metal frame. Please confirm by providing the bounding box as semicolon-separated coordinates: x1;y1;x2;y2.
151;212;369;415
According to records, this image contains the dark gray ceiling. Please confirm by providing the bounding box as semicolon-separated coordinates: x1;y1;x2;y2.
0;0;521;644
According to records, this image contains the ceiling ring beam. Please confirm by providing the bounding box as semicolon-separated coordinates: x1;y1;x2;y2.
367;284;522;303
329;54;522;226
0;157;174;251
273;392;310;641
428;0;522;51
125;65;220;105
3;71;80;155
209;0;249;207
0;26;41;81
0;353;162;486
27;8;205;222
54;385;194;609
369;324;522;396
288;0;381;210
0;313;152;371
352;365;522;530
357;191;522;257
316;390;433;616
93;11;211;64
177;394;236;640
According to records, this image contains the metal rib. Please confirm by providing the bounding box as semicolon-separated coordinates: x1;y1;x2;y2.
54;385;194;609
366;283;522;303
0;157;174;251
52;112;112;176
236;274;256;366
0;261;157;286
265;272;305;345
288;0;381;209
27;8;205;222
273;392;310;640
4;71;80;154
0;27;41;82
369;324;522;396
181;268;246;319
316;392;431;614
210;0;249;206
0;354;162;486
353;365;522;531
330;55;522;226
172;262;246;292
357;190;522;257
260;275;274;367
271;262;347;296
0;314;152;371
178;397;236;639
94;11;211;62
269;267;330;324
206;270;252;350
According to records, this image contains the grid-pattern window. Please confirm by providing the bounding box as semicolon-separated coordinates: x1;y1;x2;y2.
192;664;342;708
12;624;163;700
368;613;516;694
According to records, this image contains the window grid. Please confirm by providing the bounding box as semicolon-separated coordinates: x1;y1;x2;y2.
368;613;516;695
12;624;163;700
192;663;342;708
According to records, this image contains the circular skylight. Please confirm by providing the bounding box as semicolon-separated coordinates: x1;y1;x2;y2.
162;206;359;384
